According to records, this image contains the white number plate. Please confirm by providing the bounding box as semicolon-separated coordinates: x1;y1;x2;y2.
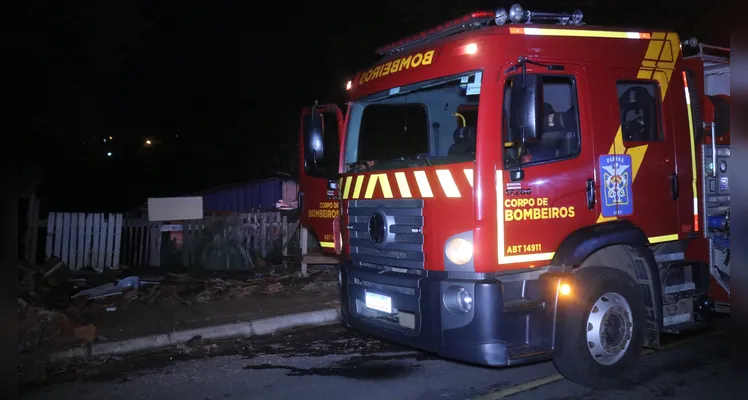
365;292;392;314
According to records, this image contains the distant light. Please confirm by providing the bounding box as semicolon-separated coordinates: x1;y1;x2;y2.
103;138;107;143
107;152;112;157
146;139;152;146
346;80;352;90
465;43;478;55
109;136;113;140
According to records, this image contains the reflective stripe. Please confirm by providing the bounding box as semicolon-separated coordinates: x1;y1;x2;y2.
342;176;353;199
339;169;471;200
413;170;434;198
364;174;379;198
648;234;679;244
693;198;700;231
363;174;393;199
682;71;700;232
394;172;412;198
464;168;474;187
436;169;461;197
510;27;650;39
378;174;394;198
320;241;335;248
352;175;364;199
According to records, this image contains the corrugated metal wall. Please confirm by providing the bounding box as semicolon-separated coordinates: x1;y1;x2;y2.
201;178;298;214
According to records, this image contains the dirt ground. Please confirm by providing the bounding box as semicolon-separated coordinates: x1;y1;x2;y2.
93;283;340;341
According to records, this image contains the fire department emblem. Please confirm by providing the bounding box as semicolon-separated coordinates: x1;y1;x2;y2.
599;154;634;217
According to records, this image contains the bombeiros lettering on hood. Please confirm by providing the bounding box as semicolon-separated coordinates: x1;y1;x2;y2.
358;50;436;85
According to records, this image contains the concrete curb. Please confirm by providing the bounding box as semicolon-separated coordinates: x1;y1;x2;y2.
46;308;341;363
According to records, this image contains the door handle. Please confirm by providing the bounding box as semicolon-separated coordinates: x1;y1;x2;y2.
586;179;595;210
670;173;679;200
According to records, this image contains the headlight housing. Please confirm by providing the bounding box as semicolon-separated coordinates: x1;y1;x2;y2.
443;285;474;314
445;237;473;265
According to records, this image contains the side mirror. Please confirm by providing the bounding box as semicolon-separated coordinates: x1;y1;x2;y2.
509;74;543;143
303;112;325;170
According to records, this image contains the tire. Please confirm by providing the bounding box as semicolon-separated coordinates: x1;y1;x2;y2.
552;266;646;389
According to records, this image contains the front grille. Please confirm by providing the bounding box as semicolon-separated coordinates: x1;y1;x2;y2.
348;199;425;269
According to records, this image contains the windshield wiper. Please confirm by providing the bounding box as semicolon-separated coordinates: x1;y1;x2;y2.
399;153;431;166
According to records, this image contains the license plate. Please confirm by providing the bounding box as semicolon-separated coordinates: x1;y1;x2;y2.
365;292;392;314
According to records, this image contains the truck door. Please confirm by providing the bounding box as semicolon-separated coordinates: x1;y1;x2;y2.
596;71;680;241
500;64;598;266
298;103;345;253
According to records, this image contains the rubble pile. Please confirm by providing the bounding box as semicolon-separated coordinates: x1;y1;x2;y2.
17;257;335;357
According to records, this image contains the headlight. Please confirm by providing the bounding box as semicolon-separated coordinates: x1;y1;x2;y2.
445;237;473;265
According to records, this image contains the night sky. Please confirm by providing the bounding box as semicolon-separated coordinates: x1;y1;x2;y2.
29;0;727;213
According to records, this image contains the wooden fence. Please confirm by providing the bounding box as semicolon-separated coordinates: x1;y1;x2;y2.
44;212;123;272
120;219;163;267
39;211;303;272
119;212;299;270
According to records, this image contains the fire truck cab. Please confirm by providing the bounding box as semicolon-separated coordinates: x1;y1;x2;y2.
298;4;730;388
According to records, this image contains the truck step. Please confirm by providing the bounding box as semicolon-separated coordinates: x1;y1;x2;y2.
504;298;545;312
506;344;552;365
663;288;706;300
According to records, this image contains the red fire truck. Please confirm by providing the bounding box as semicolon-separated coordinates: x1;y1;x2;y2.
297;4;730;388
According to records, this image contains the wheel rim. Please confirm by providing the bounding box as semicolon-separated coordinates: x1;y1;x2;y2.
586;292;634;366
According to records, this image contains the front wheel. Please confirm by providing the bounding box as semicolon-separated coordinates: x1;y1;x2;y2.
552;267;646;388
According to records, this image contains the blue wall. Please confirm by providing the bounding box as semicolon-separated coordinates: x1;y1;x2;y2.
199;178;291;214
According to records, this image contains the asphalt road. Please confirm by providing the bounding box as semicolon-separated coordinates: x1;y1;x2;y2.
21;317;730;400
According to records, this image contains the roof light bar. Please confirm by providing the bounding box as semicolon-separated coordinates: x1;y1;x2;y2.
375;11;494;56
497;3;584;26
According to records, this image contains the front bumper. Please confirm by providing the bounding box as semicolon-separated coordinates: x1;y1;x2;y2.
339;262;561;366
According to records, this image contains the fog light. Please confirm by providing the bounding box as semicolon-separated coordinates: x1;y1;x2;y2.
445;238;473;265
444;285;474;314
560;283;571;296
457;287;473;312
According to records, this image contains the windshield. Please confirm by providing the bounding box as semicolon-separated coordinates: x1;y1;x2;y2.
343;71;482;172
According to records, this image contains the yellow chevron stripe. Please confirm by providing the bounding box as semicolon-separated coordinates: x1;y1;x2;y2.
342;176;353;199
364;175;378;198
362;174;393;199
464;169;474;187
342;169;473;199
394;172;412;198
436;170;461;198
378;174;393;198
352;175;364;199
597;31;681;223
413;171;434;198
